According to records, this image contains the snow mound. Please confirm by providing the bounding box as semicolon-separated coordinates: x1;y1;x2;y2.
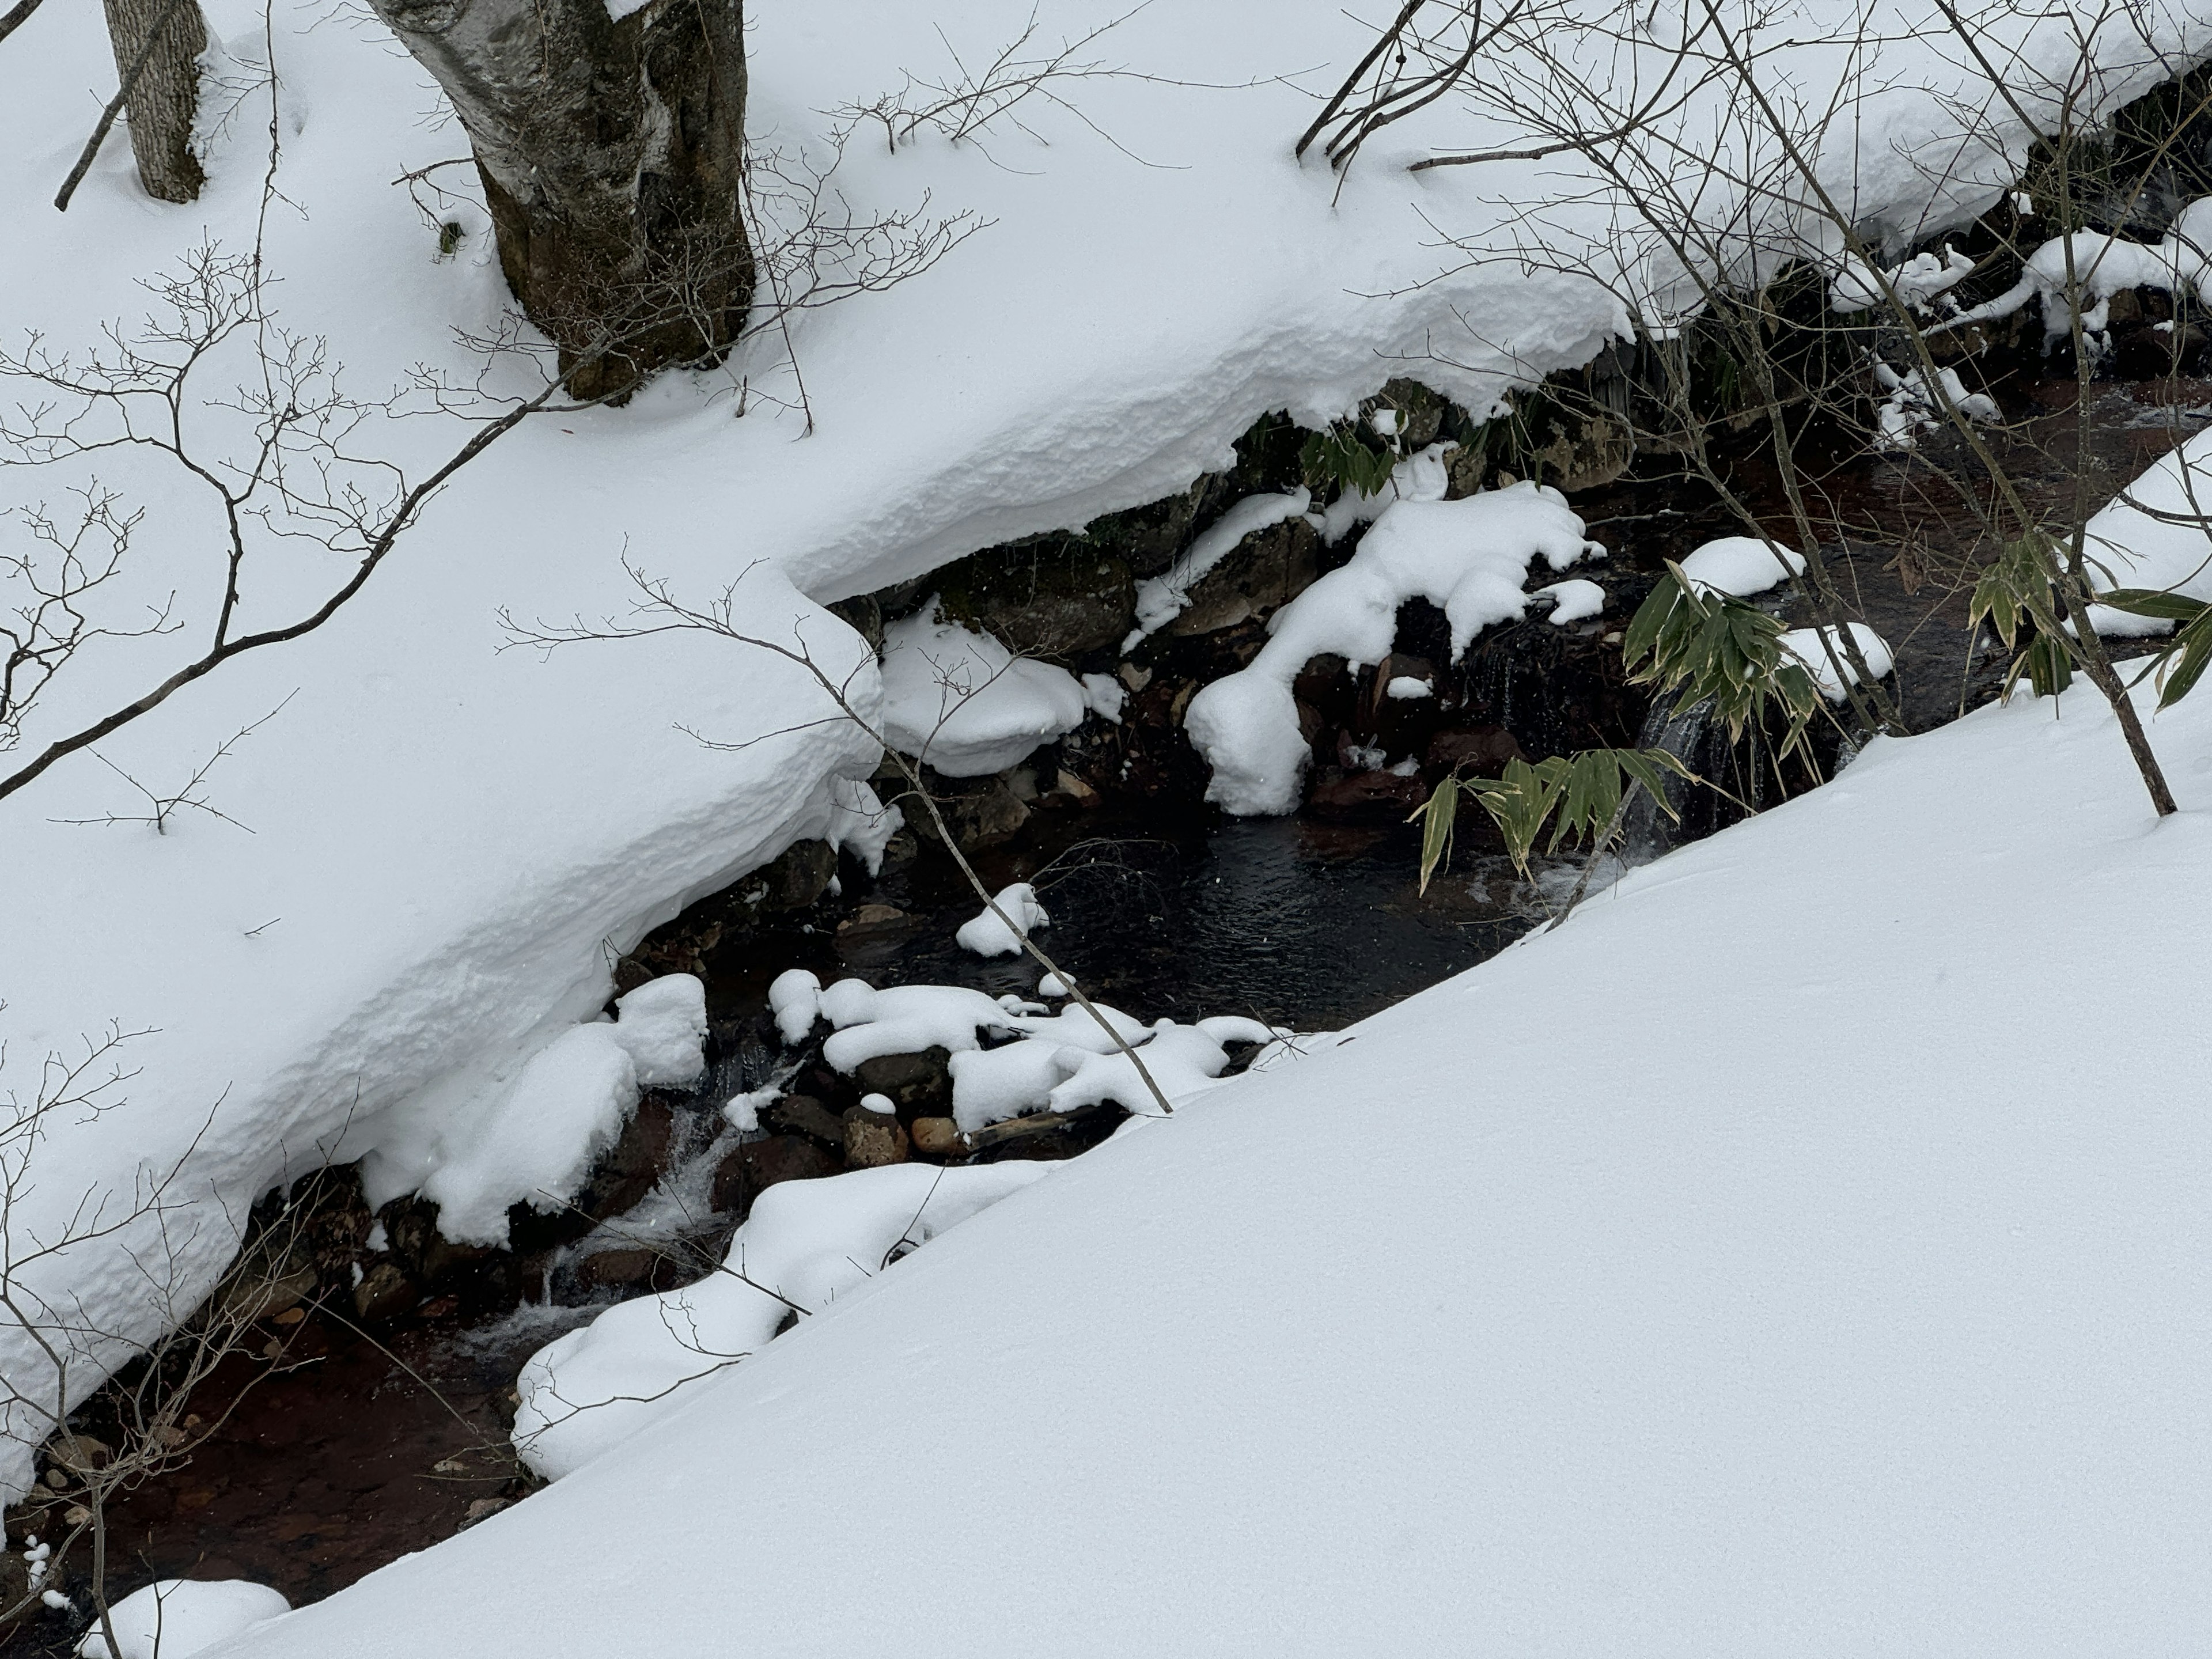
819;980;1024;1071
513;1161;1055;1479
2080;425;2212;630
880;603;1089;777
77;1580;289;1659
955;882;1049;956
1537;578;1607;624
1185;483;1603;814
1781;624;1896;701
1680;536;1806;597
769;968;825;1047
416;974;706;1247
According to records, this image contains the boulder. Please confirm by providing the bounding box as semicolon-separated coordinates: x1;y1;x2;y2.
1162;514;1321;638
935;542;1138;658
842;1105;910;1169
710;1136;840;1218
759;1095;849;1152
851;1047;952;1115
351;1260;419;1324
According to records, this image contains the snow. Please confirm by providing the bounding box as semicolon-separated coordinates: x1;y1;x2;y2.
413;975;704;1247
1186;482;1603;813
2079;426;2212;632
512;1160;1055;1480
954;882;1050;956
1829;244;1976;311
768;968;825;1047
6;0;2212;1524
75;1580;289;1659
1779;623;1897;701
818;981;1022;1071
1384;675;1434;698
824;780;904;877
215;660;2212;1656
1871;362;2002;450
1536;577;1607;624
879;602;1090;777
1124;489;1314;646
1679;536;1806;597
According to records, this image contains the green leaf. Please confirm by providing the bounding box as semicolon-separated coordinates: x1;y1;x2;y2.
2097;588;2210;623
1410;775;1459;895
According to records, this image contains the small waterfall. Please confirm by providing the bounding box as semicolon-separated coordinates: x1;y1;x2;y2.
1620;691;1715;862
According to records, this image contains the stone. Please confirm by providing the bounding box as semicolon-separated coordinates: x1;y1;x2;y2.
934;541;1138;658
711;1135;840;1218
1304;766;1430;819
44;1433;113;1476
851;1046;952;1114
1163;514;1321;637
842;1105;910;1169
351;1261;419;1324
907;778;1029;853
908;1116;966;1158
460;1497;510;1529
1426;725;1526;775
218;1262;319;1324
574;1247;662;1291
759;1094;849;1151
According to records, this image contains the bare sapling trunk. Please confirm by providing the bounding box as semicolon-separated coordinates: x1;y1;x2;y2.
370;0;755;400
101;0;206;203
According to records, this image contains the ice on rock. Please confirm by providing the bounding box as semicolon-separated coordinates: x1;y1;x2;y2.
77;1580;290;1658
769;968;824;1047
880;602;1089;777
513;1161;1055;1479
1679;536;1806;598
955;882;1049;957
1186;483;1603;815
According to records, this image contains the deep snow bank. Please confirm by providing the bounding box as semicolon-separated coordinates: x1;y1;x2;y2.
212;662;2212;1657
6;0;2211;1510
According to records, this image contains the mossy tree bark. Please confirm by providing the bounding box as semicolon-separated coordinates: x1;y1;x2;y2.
369;0;755;400
101;0;206;203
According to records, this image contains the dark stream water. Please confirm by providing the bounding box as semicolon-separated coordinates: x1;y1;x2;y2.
13;374;2203;1651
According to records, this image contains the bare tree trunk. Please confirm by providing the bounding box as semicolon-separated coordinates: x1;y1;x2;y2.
100;0;205;203
370;0;755;400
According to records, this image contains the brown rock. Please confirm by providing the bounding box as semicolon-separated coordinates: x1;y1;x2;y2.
574;1247;662;1290
351;1260;419;1324
711;1135;840;1218
908;1116;966;1158
842;1105;910;1169
460;1497;511;1529
1163;514;1321;637
1425;725;1526;775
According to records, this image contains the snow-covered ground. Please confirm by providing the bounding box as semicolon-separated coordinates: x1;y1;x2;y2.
209;660;2212;1655
5;0;2211;1527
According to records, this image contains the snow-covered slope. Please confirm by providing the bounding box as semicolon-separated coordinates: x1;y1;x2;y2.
211;669;2212;1656
5;0;2211;1509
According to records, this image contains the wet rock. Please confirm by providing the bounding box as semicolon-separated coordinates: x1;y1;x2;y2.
614;839;839;990
841;1105;910;1169
711;1135;840;1218
908;1116;965;1159
1162;514;1321;638
934;543;1138;659
1305;766;1430;819
759;1094;848;1152
379;1198;518;1311
851;1047;952;1115
907;776;1030;853
1426;724;1527;775
351;1261;418;1324
825;593;884;652
574;1247;664;1291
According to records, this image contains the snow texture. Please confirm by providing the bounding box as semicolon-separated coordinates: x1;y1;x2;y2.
221;658;2212;1657
955;882;1050;956
75;1580;289;1659
1780;623;1896;700
512;1161;1055;1479
1679;536;1806;597
1186;483;1602;813
7;0;2212;1517
1537;578;1607;624
416;975;706;1247
880;602;1089;776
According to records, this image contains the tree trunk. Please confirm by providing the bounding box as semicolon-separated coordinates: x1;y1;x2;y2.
369;0;754;401
101;0;206;203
